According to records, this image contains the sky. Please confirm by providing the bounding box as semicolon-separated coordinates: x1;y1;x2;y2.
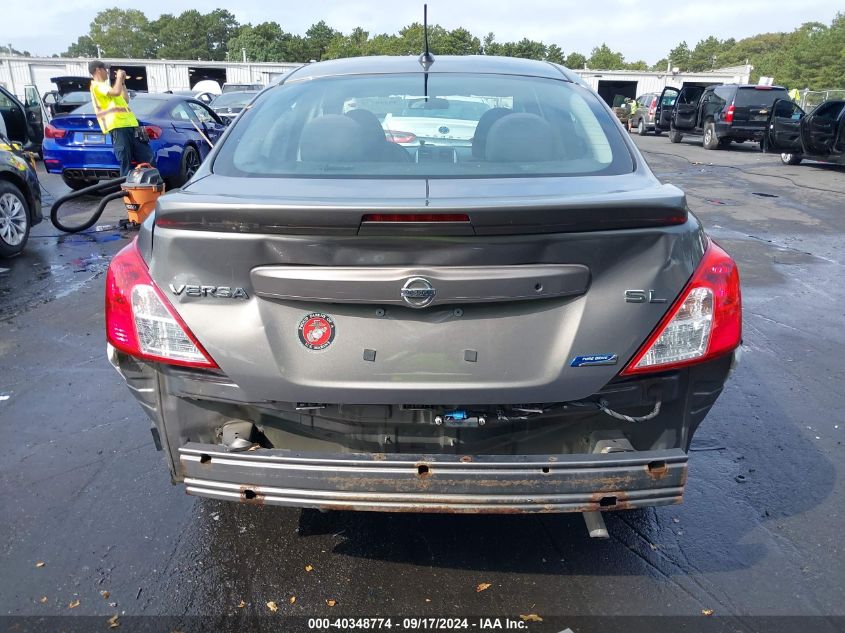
4;0;841;63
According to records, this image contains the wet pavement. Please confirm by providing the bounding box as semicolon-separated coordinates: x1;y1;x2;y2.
1;142;844;631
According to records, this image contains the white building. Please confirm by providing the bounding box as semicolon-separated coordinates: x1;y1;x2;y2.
0;55;301;99
0;54;752;105
576;65;753;105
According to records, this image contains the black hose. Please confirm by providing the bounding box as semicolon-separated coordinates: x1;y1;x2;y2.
50;176;126;233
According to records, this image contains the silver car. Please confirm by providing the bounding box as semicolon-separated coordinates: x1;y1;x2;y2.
106;56;741;525
629;92;661;136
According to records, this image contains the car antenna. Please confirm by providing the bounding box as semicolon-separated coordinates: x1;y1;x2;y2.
419;4;434;99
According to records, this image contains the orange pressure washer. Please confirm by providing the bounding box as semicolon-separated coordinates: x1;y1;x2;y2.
51;163;166;233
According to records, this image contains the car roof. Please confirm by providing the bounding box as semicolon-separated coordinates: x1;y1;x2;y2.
282;55;573;84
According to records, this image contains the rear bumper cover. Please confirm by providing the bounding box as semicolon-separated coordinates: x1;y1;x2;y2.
179;444;687;513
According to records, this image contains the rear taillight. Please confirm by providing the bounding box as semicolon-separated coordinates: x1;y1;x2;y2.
384;130;417;144
106;240;218;368
44;124;66;139
144;125;162;140
621;240;741;375
724;104;735;123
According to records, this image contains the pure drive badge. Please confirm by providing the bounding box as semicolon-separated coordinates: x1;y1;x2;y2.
570;354;618;367
298;313;336;351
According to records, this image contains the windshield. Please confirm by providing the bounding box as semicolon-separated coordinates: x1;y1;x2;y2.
213;73;632;178
59;91;90;105
735;87;789;108
70;98;163;117
211;92;257;107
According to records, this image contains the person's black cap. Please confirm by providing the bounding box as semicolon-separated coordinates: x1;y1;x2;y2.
88;60;107;75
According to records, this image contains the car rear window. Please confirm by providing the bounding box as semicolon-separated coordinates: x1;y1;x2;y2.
734;87;789;108
70;98;162;117
211;92;257;107
212;73;633;178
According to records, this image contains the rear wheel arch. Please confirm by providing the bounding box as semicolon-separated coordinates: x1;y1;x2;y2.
0;171;35;220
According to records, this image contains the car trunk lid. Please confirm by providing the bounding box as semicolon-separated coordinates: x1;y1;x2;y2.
147;173;703;405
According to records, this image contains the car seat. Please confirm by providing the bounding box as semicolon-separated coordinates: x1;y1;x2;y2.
345;109;411;162
484;113;557;162
299;115;368;162
471;107;511;159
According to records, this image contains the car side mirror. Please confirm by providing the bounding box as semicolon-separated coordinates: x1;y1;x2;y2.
43;92;57;105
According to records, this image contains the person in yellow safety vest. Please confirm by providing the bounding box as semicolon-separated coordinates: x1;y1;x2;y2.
88;60;154;176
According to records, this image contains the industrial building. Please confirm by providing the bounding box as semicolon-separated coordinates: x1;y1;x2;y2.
1;54;751;105
0;55;301;99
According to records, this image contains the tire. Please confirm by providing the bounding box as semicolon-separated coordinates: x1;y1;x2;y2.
170;145;201;188
0;181;31;257
668;125;683;143
702;122;720;150
61;173;96;191
637;118;647;136
653;128;662;136
781;153;803;165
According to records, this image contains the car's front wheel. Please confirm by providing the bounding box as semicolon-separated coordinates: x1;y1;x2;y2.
668;125;682;143
0;181;30;257
781;153;803;165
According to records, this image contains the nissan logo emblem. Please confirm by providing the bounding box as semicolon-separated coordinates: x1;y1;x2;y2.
401;277;436;308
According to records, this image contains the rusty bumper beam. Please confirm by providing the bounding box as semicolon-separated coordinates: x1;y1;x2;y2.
179;444;687;514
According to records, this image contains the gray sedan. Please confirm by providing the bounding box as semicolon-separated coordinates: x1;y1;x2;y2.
105;55;741;533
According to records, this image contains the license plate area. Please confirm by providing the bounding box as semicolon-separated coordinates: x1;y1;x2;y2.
83;133;105;144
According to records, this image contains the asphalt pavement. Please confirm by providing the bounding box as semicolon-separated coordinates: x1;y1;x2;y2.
1;136;844;632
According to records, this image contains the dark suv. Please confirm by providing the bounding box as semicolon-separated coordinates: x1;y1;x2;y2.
655;84;790;149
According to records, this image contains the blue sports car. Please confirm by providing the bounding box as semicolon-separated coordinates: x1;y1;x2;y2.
42;93;228;190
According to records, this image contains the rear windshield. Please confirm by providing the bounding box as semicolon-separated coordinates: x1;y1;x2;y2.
212;73;632;178
70;98;162;117
734;87;789;108
212;92;257;107
59;91;90;105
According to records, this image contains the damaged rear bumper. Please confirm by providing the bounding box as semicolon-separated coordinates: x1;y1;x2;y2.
179;444;687;513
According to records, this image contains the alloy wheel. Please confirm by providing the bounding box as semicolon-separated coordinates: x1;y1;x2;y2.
0;192;27;246
185;149;201;179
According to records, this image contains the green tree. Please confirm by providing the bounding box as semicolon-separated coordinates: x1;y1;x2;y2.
667;41;691;71
88;8;155;58
688;36;725;71
482;32;501;56
625;60;649;71
512;38;546;60
304;20;340;61
227;22;288;62
442;27;482;55
545;44;564;64
588;43;625;69
205;9;239;61
564;52;587;69
63;36;98;58
153;11;207;60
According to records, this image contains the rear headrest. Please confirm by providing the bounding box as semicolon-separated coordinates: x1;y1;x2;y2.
299;115;367;162
471;107;511;159
485;113;557;162
345;109;386;144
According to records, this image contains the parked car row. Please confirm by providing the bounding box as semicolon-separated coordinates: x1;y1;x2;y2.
629;83;845;167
